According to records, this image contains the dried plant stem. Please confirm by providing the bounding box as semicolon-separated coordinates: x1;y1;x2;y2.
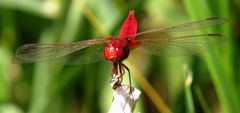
125;61;172;113
108;85;141;113
76;0;111;37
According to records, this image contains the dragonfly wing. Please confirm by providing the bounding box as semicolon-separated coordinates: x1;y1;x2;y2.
55;44;106;65
136;34;228;56
12;38;110;64
135;17;228;37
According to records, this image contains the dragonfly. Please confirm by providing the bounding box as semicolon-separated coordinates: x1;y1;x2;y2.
12;10;228;91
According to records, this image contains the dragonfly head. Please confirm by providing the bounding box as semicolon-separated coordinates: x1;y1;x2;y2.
103;43;124;62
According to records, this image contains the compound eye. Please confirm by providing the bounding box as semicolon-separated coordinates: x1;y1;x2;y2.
103;45;118;61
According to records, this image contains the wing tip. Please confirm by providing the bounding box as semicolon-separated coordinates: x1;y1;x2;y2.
207;33;229;39
11;57;18;64
206;17;229;23
207;34;230;46
11;56;25;64
207;34;223;37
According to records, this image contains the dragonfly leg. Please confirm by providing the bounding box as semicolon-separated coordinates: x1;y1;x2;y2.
112;62;118;77
118;63;124;84
121;64;125;75
110;62;121;89
120;62;133;93
111;62;133;93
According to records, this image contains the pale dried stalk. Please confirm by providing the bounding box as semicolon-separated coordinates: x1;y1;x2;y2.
108;85;141;113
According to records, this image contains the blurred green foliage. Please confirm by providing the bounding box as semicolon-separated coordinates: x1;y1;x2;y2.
0;0;239;113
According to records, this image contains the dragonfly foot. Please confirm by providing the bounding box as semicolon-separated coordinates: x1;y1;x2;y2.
110;74;121;89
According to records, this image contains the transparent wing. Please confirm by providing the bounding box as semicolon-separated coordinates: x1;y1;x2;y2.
55;44;106;65
135;17;228;37
136;34;228;56
12;38;110;64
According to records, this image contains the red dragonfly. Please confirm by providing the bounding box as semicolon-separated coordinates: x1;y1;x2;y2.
12;10;227;90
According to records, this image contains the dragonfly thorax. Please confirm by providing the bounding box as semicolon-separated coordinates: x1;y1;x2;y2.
103;38;131;63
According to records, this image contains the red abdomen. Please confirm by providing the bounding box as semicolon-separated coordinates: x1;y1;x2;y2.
119;10;137;41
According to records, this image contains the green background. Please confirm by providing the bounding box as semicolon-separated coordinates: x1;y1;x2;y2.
0;0;239;113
